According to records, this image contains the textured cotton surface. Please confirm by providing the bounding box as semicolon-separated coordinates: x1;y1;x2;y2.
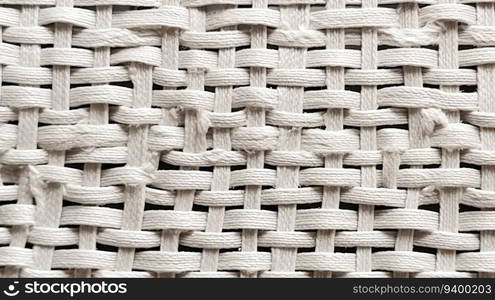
0;0;495;278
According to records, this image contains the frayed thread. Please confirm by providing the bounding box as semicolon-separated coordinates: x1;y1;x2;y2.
419;108;448;137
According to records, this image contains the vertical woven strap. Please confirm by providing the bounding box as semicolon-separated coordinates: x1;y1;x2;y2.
159;4;208;277
158;0;181;278
241;0;268;279
4;4;41;278
199;5;234;274
114;62;154;272
477;1;495;279
271;4;309;276
437;0;461;274
76;4;112;278
314;0;345;279
356;0;378;275
393;1;425;279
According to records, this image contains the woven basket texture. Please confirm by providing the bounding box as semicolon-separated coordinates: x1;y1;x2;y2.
0;0;494;278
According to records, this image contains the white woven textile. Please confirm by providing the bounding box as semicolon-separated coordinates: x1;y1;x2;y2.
0;0;494;278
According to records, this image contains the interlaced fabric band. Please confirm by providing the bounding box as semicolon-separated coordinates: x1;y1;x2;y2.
0;0;494;278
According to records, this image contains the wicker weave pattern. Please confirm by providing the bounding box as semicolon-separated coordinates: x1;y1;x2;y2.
0;0;494;278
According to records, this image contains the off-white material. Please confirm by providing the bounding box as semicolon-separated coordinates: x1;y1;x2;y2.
0;0;494;278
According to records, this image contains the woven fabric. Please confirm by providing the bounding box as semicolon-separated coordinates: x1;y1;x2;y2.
0;0;494;278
